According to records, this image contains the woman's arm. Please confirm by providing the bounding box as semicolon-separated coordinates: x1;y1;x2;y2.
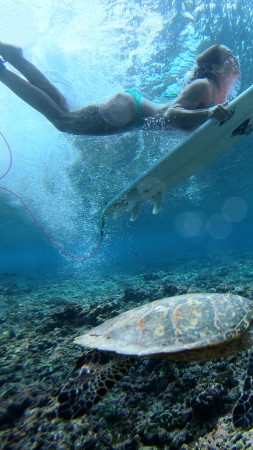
163;79;228;129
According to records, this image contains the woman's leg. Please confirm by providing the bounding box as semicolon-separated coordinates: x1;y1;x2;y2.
0;44;138;135
0;66;68;124
0;66;122;135
0;43;68;110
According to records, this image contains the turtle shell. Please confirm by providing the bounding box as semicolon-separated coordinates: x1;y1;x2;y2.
74;293;253;360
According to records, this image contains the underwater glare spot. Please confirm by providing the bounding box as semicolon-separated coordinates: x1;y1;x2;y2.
222;196;248;223
175;211;207;237
207;214;232;240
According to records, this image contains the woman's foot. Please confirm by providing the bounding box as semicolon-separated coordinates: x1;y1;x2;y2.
0;43;23;63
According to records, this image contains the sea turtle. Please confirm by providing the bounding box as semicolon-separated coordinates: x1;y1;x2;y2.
57;293;253;429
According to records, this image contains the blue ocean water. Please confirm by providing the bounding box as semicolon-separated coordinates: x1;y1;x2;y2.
0;0;252;279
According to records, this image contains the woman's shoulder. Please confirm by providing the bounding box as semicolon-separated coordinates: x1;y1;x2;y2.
187;77;214;100
188;77;212;90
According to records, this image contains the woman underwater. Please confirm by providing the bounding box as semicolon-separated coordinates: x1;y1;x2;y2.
0;43;240;135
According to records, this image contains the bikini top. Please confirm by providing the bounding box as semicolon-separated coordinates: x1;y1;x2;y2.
208;81;216;108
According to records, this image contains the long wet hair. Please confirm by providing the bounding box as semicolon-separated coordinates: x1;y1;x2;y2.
189;44;223;82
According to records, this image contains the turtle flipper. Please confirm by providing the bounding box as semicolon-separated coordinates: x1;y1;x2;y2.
57;349;134;419
233;350;253;429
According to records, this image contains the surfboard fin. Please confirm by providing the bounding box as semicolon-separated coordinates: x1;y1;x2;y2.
152;191;163;214
126;188;138;212
126;188;140;220
130;203;140;221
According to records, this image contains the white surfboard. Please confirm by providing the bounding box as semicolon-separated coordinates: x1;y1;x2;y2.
104;85;253;221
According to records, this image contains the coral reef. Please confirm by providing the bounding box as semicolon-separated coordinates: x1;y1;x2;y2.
1;256;253;448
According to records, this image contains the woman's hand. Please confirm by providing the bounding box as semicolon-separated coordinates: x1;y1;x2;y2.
208;102;230;121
